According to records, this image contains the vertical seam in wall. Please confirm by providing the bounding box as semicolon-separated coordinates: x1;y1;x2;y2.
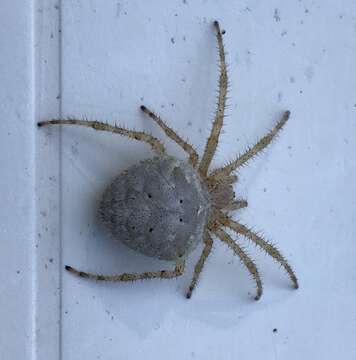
58;0;63;359
33;0;63;359
31;0;37;359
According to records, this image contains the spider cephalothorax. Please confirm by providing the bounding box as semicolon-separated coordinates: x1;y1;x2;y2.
38;21;298;300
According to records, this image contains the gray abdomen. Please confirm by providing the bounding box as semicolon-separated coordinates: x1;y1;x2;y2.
99;156;211;260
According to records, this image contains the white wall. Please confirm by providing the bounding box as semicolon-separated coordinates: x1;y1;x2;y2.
1;1;356;359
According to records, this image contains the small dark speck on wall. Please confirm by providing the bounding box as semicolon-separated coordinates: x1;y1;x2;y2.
274;9;281;22
116;2;121;17
273;328;278;333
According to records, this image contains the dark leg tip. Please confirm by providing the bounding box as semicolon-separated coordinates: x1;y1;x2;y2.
254;291;262;301
65;265;73;272
284;110;291;118
213;20;219;27
140;105;146;111
186;287;193;299
37;122;44;127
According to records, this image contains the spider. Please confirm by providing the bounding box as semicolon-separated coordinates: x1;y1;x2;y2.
38;21;298;300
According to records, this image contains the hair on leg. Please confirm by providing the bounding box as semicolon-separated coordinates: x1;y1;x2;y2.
209;111;290;181
186;232;213;299
38;118;166;155
219;213;298;289
199;20;228;176
213;227;263;300
223;199;248;211
140;105;199;166
65;260;185;281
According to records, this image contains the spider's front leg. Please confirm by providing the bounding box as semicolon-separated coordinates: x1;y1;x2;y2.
209;111;290;182
198;20;228;176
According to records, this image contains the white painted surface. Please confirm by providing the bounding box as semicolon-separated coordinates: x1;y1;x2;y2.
1;1;356;359
0;1;34;359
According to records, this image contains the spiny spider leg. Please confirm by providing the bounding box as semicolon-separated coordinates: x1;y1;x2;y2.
65;260;185;281
140;105;199;166
223;199;248;211
209;111;290;182
186;231;213;299
218;212;299;289
38;119;166;155
224;174;238;185
213;227;263;300
199;20;228;176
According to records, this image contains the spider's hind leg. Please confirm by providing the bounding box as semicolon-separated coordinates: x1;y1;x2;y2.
198;21;228;176
38;118;166;154
65;260;185;282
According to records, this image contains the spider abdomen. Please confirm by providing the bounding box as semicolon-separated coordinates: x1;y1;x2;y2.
99;156;211;260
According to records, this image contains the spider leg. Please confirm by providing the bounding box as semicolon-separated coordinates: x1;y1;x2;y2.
140;105;198;166
218;213;298;289
186;231;213;299
223;199;248;212
65;260;185;281
224;174;238;185
209;111;290;181
38;118;165;155
198;21;228;176
213;227;263;300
